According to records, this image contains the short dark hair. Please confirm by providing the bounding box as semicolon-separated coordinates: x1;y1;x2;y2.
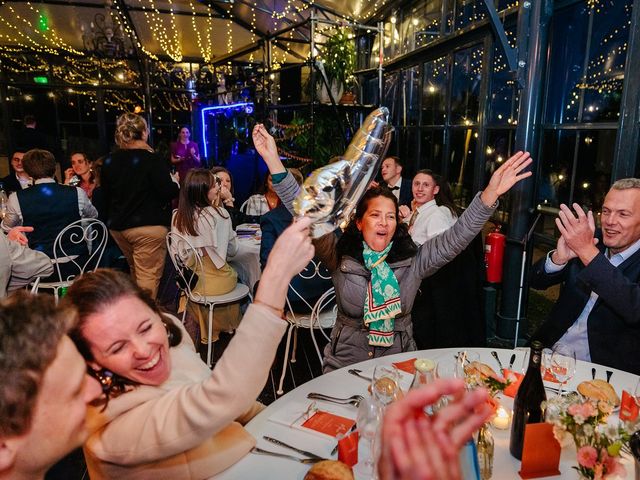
22;149;56;179
385;156;402;168
0;292;74;437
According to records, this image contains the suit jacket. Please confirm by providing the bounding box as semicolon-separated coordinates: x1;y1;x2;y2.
394;177;413;208
530;237;640;374
0;173;22;195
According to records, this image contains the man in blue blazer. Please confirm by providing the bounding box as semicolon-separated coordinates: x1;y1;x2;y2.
531;178;640;375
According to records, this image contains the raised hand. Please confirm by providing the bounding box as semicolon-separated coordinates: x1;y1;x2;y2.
399;205;411;221
481;151;533;206
262;216;315;283
252;124;281;168
378;378;492;480
64;168;75;183
555;203;599;265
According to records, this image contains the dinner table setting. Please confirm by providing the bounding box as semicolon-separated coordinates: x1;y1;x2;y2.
216;347;640;479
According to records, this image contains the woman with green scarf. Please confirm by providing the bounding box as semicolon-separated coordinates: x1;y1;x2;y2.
252;124;532;372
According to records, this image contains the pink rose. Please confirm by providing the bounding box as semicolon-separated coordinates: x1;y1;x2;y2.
580;402;597;418
603;454;627;478
577;446;598;469
568;403;581;416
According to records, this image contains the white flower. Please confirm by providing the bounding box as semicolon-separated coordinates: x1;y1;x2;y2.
573;414;585;425
582;424;594;437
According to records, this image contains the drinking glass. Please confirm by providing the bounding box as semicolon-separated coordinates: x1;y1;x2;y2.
371;365;401;406
633;377;640;407
550;344;576;396
356;395;382;476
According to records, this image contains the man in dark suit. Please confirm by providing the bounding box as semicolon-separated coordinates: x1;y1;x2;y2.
531;178;640;374
381;156;412;208
0;150;29;195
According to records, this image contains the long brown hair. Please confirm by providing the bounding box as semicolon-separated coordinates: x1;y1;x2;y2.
61;269;181;401
174;168;227;236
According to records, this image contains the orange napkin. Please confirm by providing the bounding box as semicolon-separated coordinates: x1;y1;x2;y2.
337;430;359;467
519;423;561;479
503;370;524;398
393;358;417;375
619;390;639;421
302;410;356;438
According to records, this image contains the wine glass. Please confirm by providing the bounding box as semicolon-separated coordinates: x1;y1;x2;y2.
550;344;576;396
356;395;382;476
372;365;401;406
633;377;640;408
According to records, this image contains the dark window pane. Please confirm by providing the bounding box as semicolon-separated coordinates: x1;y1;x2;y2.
581;0;632;122
538;130;576;206
573;131;614;213
420;129;445;171
454;0;486;31
422;56;448;126
414;0;443;47
489;29;518;125
451;44;483;125
398;67;420;127
447;127;477;207
545;3;589;124
363;76;380;105
397;128;420;176
383;72;400;124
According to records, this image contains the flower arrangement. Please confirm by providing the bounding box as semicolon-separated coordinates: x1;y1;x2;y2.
463;361;511;397
545;394;638;479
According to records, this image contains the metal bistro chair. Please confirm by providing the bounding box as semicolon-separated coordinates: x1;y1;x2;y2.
30;218;108;302
277;260;336;395
167;231;251;368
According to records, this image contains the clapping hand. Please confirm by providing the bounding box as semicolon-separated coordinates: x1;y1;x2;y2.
399;205;411;221
481;151;533;206
378;378;492;480
555;203;599;265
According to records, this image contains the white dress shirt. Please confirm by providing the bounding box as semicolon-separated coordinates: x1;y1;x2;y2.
388;178;402;201
545;236;640;361
408;199;457;245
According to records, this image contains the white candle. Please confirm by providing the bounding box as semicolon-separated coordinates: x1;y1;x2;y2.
491;406;511;430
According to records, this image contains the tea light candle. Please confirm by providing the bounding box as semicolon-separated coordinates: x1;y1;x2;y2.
491;406;511;430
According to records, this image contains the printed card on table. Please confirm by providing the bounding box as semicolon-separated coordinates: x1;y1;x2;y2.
302;411;356;438
518;423;561;479
268;401;357;440
619;390;639;421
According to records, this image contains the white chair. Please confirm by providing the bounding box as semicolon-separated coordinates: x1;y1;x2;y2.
277;260;336;395
30;218;108;302
167;232;251;368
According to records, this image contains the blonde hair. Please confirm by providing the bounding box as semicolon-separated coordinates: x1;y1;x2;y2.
115;113;147;148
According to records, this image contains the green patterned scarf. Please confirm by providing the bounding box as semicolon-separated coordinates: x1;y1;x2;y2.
362;241;402;347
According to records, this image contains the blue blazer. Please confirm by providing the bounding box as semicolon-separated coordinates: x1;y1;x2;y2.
530;234;640;375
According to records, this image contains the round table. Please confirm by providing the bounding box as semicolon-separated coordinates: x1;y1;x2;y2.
215;348;639;479
229;237;261;291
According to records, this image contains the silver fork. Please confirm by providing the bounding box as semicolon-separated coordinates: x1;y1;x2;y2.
348;368;373;382
251;447;324;464
307;392;364;407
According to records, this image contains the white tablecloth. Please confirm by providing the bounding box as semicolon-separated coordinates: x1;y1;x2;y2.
228;237;261;291
215;348;639;479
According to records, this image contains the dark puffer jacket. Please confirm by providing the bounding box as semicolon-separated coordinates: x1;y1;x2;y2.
274;172;496;372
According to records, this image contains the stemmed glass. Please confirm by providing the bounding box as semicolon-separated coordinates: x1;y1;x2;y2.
633;377;640;408
550;343;576;396
356;396;382;476
371;365;401;406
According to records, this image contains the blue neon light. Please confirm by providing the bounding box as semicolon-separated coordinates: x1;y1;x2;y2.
200;102;254;159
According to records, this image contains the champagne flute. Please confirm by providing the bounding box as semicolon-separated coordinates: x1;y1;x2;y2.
371;365;401;406
356;395;382;475
550;344;576;396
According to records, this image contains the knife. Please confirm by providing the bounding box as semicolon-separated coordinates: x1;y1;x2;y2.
508;354;516;371
263;436;325;460
491;351;505;373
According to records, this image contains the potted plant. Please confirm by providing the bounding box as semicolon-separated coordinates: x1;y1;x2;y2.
317;28;356;104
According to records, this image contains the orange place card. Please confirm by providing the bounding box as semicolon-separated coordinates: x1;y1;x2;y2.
393;358;417;374
503;370;524;398
302;410;357;438
542;369;560;383
519;423;561;479
619;390;639;421
337;430;359;467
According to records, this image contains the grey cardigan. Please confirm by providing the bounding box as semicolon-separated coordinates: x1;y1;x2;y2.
273;172;496;371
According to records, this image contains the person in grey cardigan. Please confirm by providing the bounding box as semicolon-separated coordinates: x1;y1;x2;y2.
252;124;533;371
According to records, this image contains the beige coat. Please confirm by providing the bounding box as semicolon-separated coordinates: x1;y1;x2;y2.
84;304;287;479
0;233;53;297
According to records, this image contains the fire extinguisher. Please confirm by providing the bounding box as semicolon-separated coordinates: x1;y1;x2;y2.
485;224;506;283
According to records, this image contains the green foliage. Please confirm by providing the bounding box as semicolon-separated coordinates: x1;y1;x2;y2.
321;29;356;90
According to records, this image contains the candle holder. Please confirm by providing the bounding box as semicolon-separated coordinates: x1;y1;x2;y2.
491;405;512;430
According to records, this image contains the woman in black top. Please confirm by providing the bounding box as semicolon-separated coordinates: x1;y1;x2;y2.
101;113;179;298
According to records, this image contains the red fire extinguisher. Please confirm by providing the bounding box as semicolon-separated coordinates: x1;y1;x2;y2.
485;224;506;283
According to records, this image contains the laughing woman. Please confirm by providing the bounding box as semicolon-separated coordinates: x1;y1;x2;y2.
252;124;532;371
62;217;315;479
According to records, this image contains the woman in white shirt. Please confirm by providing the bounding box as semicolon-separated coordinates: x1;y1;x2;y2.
171;169;241;345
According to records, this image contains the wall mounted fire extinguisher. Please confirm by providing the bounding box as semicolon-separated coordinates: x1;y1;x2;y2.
485;224;506;283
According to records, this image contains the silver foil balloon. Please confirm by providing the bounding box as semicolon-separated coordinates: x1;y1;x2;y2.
293;107;394;237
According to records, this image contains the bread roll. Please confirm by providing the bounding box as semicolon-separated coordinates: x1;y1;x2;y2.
304;460;354;480
464;361;499;379
577;379;620;406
